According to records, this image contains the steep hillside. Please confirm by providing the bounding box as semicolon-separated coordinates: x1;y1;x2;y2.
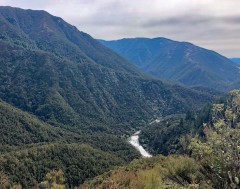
0;143;124;188
0;98;140;159
0;6;218;133
0;6;142;77
0;99;65;151
100;38;240;91
0;99;141;188
139;105;212;155
139;89;240;158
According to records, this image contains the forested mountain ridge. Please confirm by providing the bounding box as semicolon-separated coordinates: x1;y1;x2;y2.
0;6;219;133
0;6;143;77
100;38;240;91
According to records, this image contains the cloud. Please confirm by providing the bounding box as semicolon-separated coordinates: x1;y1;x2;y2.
0;0;240;57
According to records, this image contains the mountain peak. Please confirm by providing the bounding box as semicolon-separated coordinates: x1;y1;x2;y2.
99;37;240;91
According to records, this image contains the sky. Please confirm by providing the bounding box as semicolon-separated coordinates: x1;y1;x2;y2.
0;0;240;57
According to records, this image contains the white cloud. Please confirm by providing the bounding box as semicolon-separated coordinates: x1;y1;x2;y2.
0;0;239;57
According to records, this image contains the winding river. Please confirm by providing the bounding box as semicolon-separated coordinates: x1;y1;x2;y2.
129;130;152;158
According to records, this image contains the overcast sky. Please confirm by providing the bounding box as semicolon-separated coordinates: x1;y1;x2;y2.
1;0;240;57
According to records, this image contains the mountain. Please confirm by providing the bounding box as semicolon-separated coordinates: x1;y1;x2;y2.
0;6;219;133
99;38;240;91
230;58;240;64
0;6;221;188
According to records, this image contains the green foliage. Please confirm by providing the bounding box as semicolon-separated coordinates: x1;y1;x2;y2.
140;104;213;155
189;90;240;189
80;155;213;189
0;143;124;188
0;99;139;159
140;114;186;155
0;99;66;152
0;172;11;189
16;169;67;189
39;169;65;189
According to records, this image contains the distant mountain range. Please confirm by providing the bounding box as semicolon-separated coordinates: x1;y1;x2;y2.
99;38;240;91
231;58;240;64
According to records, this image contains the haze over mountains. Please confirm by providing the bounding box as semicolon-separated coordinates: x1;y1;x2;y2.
100;38;240;91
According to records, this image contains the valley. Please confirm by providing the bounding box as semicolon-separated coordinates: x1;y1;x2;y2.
0;4;239;189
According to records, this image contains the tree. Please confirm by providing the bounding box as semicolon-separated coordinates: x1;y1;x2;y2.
189;90;240;189
39;169;65;189
0;172;9;189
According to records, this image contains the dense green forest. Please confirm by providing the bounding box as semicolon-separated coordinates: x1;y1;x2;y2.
140;104;212;155
81;89;240;189
0;143;124;188
0;99;140;188
0;99;139;159
0;40;219;133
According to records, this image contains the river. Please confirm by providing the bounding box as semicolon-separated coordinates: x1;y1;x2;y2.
129;130;152;158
